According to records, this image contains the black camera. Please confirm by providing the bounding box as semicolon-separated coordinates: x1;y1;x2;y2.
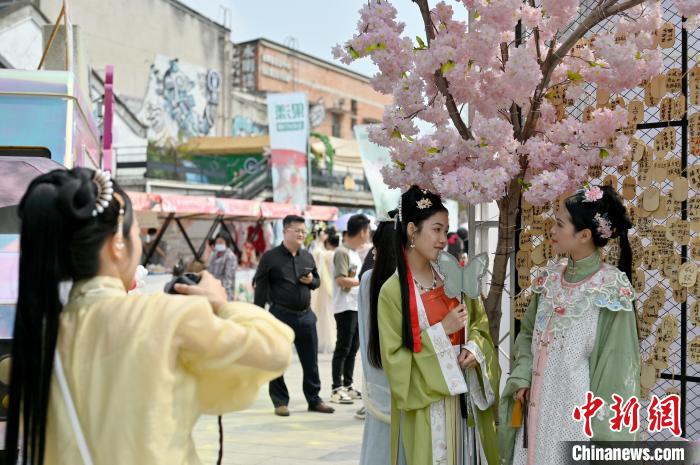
164;272;201;294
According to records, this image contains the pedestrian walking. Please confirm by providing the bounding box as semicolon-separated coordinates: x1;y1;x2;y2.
254;215;335;416
330;214;370;404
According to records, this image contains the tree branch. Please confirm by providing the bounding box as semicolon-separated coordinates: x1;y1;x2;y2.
415;0;474;140
528;0;543;64
519;0;647;142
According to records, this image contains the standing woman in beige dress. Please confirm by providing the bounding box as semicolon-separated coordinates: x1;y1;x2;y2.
311;228;339;353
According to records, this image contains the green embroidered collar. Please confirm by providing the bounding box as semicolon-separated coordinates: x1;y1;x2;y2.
563;250;601;283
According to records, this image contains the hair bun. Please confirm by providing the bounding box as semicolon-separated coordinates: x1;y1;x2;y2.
55;168;98;221
600;185;632;237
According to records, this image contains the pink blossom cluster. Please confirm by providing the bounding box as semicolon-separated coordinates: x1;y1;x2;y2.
335;0;700;207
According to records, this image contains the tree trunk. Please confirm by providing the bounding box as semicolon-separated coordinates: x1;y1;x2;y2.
483;179;522;346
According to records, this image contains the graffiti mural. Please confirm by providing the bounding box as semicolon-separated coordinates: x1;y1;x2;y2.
139;55;220;147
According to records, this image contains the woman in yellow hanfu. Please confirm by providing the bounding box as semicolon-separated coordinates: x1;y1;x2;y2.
5;168;294;465
378;186;500;465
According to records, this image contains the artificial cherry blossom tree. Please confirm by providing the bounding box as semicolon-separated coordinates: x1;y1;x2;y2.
335;0;700;342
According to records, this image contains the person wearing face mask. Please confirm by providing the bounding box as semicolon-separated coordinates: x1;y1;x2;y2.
144;227;167;266
208;233;238;301
5;168;294;465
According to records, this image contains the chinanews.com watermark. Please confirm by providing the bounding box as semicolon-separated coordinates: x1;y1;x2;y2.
560;391;700;464
564;441;699;465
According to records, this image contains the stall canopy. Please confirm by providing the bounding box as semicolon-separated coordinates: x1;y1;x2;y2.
127;192;338;221
127;191;337;266
127;192;261;220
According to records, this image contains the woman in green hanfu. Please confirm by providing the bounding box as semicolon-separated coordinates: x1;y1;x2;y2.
500;185;641;465
378;186;500;465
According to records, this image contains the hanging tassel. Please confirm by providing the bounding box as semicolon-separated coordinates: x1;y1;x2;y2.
403;249;422;352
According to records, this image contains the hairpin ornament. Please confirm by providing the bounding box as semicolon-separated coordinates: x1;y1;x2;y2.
396;195;403;230
594;213;613;239
581;185;604;203
113;192;126;241
416;198;433;209
92;170;114;217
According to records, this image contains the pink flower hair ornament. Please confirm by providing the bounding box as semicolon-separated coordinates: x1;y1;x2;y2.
593;213;613;239
581;185;604;203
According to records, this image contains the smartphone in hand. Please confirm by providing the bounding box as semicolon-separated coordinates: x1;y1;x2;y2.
298;266;314;281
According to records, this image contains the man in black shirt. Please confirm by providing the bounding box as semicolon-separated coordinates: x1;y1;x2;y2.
254;215;335;416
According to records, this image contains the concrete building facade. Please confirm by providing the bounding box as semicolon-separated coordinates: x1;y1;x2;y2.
38;0;232;136
233;38;389;139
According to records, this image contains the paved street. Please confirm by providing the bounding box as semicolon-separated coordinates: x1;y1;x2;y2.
194;353;364;465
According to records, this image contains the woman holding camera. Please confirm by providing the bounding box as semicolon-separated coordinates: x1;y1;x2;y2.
6;168;294;465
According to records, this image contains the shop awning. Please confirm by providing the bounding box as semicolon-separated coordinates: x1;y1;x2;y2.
126;188;338;222
178;135;270;155
125;191;289;221
260;202;302;219
304;205;338;221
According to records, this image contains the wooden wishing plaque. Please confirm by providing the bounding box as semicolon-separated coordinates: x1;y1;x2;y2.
690;113;700;138
663;254;682;281
654;127;675;152
652;159;668;183
603;174;618;190
516;250;532;273
672;94;686;120
588;165;603;179
518;229;533;251
691;70;700;105
660;314;680;341
666;68;682;93
637;196;652;217
643;187;660;212
691;237;700;260
671;176;688;202
650;75;668;100
667;157;682;181
530;215;545;236
660;97;673;121
622;176;636;200
689;165;700;188
669;219;690;245
652;343;669;370
659;22;675;49
690;197;700;221
531;244;545;266
692;136;700;156
679;262;698;288
694;272;700;296
641;362;657;390
690;300;700;326
628;100;644;126
673;286;687;304
690;336;700;364
633;268;646;293
596;88;610;108
618;158;632;176
629;137;646;162
514;292;531;321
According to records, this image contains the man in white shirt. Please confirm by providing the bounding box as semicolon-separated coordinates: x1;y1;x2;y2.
330;214;370;404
